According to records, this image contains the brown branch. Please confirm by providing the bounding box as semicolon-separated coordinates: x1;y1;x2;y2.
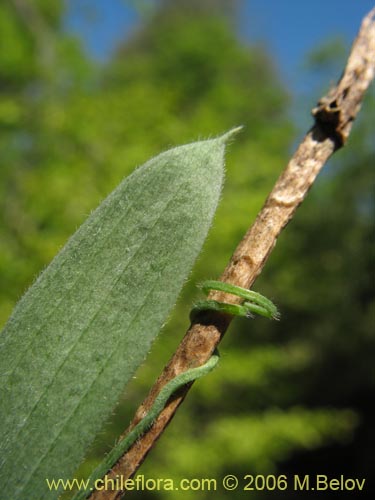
90;8;375;499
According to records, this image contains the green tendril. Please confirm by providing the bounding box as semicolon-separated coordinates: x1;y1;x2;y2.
191;280;280;320
72;280;278;500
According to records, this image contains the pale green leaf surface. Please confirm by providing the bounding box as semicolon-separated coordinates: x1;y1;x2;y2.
0;130;237;499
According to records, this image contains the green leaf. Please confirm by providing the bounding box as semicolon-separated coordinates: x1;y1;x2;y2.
0;129;239;499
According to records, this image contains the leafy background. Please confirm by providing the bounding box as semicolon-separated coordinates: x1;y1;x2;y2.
0;0;374;498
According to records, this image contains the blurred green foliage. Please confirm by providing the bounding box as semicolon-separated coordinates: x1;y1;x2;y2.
0;0;373;498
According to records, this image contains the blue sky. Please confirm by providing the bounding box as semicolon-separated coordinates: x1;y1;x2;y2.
65;0;374;92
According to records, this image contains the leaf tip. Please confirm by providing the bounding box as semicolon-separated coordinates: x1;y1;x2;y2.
219;126;244;144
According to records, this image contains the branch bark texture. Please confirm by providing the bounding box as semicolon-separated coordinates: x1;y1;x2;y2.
91;8;375;499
